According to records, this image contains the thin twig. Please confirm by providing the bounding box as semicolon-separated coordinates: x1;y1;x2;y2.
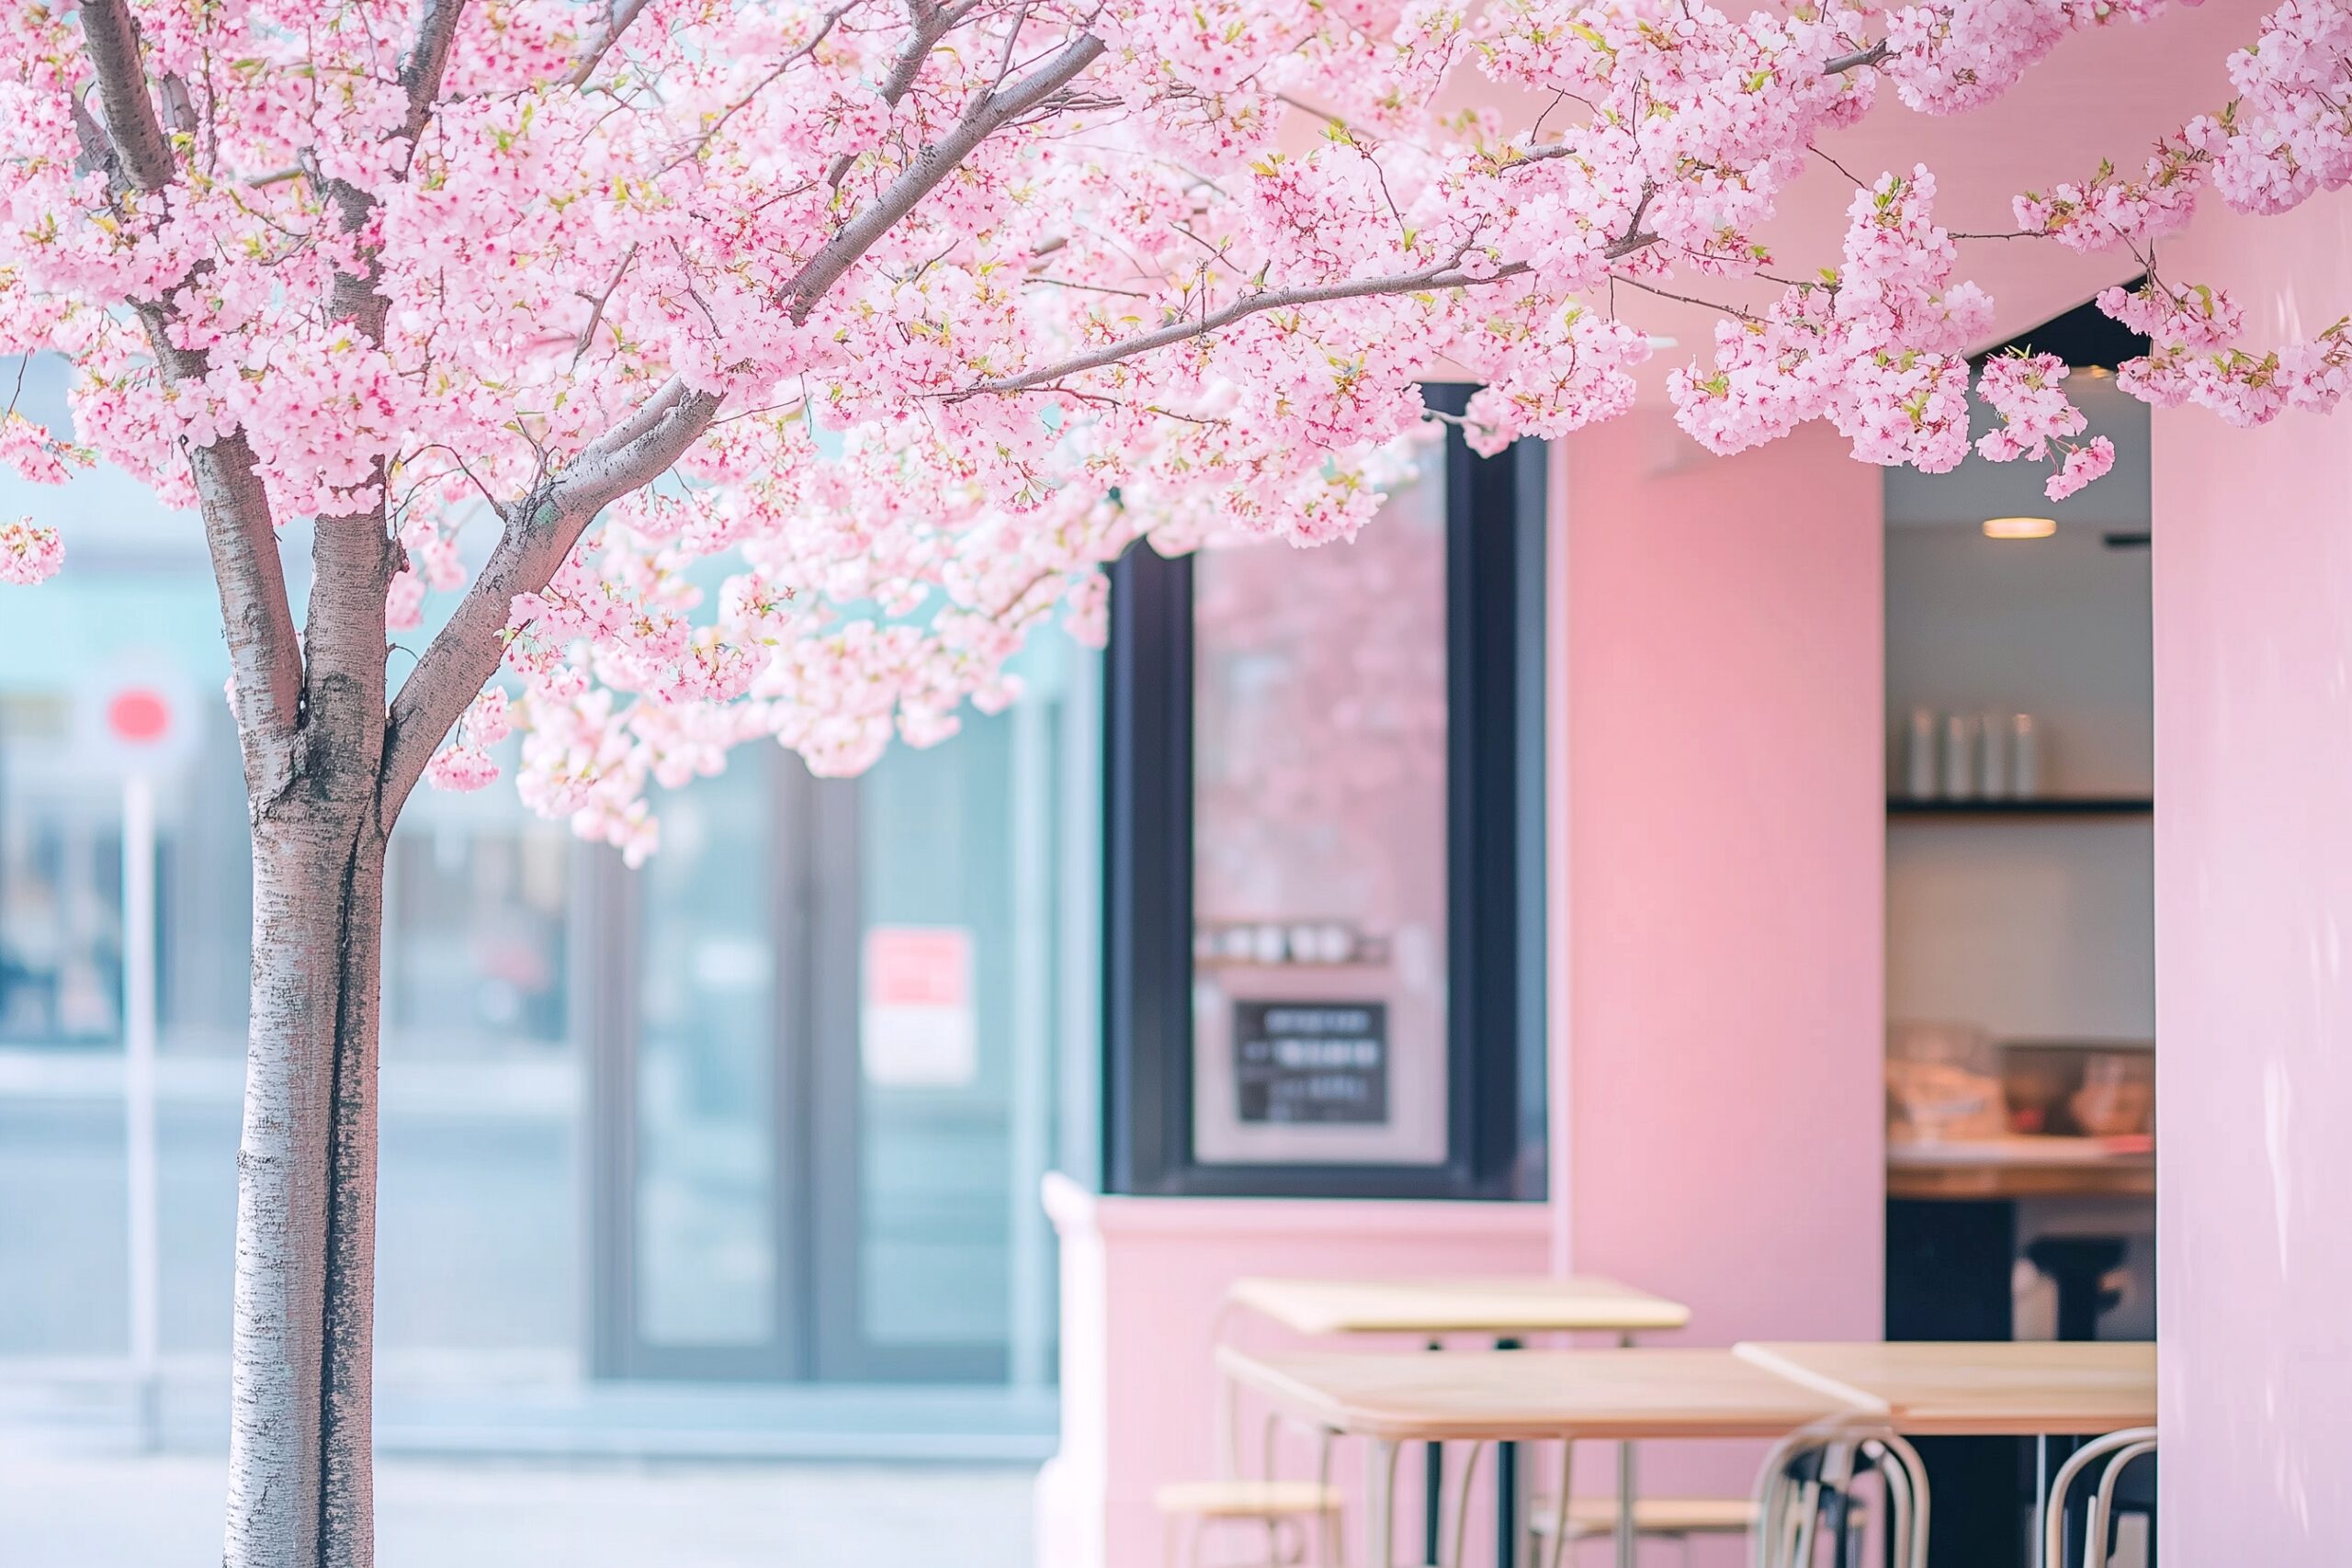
946;254;1530;399
664;1;859;168
1609;272;1764;323
1808;142;1869;191
570;243;639;368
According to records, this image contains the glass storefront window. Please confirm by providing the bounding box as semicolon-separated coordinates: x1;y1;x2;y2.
599;633;1099;1386
1103;389;1547;1199
377;792;585;1370
846;633;1095;1383
3;531;1094;1426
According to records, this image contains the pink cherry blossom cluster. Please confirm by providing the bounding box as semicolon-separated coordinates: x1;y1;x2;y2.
2013;136;2211;255
2097;276;2352;430
2009;3;2352;430
0;516;62;584
1879;0;2169;117
0;0;2340;852
1973;351;2114;502
424;687;514;793
0;409;92;485
1670;169;1988;473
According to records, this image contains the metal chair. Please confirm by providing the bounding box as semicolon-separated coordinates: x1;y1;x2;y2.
2041;1427;2156;1568
1750;1425;1927;1568
1156;1353;1344;1568
1521;1442;1818;1568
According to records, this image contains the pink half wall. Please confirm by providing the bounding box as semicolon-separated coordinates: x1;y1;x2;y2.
1037;1177;1554;1568
2151;195;2352;1557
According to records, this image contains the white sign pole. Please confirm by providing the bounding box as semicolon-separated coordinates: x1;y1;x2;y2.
122;769;161;1450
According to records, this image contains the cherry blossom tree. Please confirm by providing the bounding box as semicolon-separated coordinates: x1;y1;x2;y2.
1;0;2346;1562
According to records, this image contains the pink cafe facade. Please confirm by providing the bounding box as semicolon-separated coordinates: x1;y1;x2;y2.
1035;12;2351;1565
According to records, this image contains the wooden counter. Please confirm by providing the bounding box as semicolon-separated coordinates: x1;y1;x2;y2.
1888;1136;2154;1200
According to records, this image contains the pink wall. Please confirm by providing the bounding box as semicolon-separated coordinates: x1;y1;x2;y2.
2151;195;2352;1557
1554;418;1888;1516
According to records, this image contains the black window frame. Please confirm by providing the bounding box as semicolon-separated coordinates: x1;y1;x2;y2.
1102;384;1547;1200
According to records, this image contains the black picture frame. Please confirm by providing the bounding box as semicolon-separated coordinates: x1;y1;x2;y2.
1102;384;1547;1200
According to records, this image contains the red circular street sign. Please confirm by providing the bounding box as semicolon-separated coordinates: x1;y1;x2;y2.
107;688;172;744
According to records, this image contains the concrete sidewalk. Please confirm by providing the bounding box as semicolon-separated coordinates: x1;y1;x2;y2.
0;1450;1035;1567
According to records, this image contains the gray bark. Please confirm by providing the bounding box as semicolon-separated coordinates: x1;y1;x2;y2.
222;458;401;1568
225;814;387;1568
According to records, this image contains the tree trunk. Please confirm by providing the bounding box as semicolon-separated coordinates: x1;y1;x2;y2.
223;802;388;1568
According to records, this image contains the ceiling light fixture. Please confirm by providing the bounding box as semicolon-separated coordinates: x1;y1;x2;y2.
1984;515;2058;540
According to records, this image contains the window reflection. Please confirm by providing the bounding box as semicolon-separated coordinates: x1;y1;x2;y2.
0;559;1097;1405
0;695;124;1045
633;754;778;1349
1189;474;1452;1167
388;826;570;1055
378;797;583;1367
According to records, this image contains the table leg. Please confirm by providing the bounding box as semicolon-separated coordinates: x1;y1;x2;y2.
1496;1338;1521;1568
2032;1435;2047;1568
1426;1341;1444;1568
1613;1439;1635;1568
1368;1438;1399;1568
1613;1329;1636;1568
1544;1442;1576;1568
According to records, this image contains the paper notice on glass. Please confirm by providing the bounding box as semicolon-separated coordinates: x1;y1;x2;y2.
862;926;978;1087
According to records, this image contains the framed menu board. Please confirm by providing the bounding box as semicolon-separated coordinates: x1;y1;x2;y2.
1232;1001;1390;1126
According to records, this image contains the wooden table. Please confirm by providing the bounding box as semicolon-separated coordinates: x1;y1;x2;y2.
1228;1276;1692;1338
1736;1341;2157;1568
1731;1342;2156;1437
1218;1347;1868;1568
1221;1342;2156;1568
1227;1279;1691;1568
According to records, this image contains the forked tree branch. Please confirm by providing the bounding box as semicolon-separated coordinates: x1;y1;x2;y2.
791;30;1106;318
77;0;175;192
383;27;1113;810
379;379;722;814
1823;39;1894;74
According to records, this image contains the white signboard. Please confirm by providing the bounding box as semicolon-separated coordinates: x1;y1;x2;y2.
861;926;977;1088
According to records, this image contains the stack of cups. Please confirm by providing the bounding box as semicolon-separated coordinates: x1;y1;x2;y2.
1905;709;2041;799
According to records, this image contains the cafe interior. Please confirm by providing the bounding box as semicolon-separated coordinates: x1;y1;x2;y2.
1033;12;2345;1567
